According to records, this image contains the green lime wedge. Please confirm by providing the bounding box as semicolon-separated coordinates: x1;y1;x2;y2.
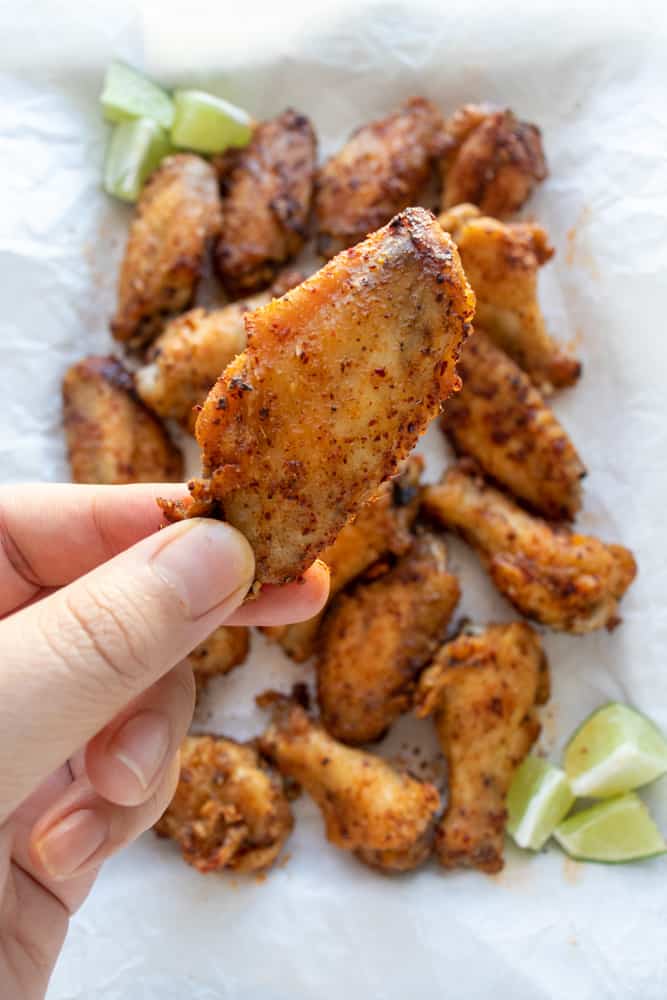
101;60;174;130
507;756;575;850
171;90;252;154
564;702;667;799
554;793;666;863
103;118;171;203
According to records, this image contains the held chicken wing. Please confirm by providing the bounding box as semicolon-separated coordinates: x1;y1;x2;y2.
438;204;580;393
315;97;445;258
62;356;182;484
161;208;474;584
441;329;586;519
213;110;317;295
111;154;222;349
154;735;293;874
317;534;460;744
188;626;250;690
264;456;423;662
259;699;440;871
422;462;637;633
441;104;547;217
415;623;549;873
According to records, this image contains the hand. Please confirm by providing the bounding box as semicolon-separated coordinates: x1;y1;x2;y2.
0;483;329;1000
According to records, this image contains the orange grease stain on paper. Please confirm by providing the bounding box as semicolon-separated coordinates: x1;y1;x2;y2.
566;206;599;279
563;855;584;885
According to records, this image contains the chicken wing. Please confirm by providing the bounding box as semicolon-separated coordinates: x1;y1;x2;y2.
422;462;637;633
317;534;460;744
441;104;547;217
259;698;440;871
438;204;580;393
415;623;548;873
441;329;586;519
161;207;474;584
111;154;222;349
213;110;317;295
264;455;423;662
188;626;250;690
62;356;182;484
154;735;293;874
315;97;445;258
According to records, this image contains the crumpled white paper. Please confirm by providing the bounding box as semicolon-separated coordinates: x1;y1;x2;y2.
2;1;667;997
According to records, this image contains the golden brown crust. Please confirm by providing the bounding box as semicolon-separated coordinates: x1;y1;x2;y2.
317;534;460;744
315;97;445;258
259;699;440;871
213;110;317;295
62;355;183;484
166;207;474;584
111;154;222;349
154;735;293;874
422;462;637;633
415;623;547;873
441;329;586;519
188;626;250;690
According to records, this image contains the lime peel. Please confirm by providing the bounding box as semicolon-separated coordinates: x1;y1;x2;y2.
554;793;666;863
507;756;575;850
103;118;171;203
171;90;253;154
101;60;174;130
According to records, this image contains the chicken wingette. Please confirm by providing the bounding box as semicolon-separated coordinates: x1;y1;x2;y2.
188;626;250;690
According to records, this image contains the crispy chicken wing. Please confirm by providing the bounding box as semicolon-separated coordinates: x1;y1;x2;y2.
188;626;250;690
62;356;182;484
111;154;222;349
422;462;637;633
415;623;548;873
213;110;317;295
315;97;445;258
317;534;460;744
154;735;293;874
259;699;440;871
438;204;580;393
441;329;586;519
161;208;474;584
264;456;423;662
441;104;547;217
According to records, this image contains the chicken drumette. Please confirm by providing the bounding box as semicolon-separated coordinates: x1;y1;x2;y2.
188;626;250;690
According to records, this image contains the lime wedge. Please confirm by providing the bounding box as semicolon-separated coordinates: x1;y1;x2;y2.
564;702;667;798
103;118;171;203
101;61;174;130
554;793;666;863
507;756;575;850
171;90;252;153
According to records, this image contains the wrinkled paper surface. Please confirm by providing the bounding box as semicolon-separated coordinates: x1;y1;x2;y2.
2;1;667;997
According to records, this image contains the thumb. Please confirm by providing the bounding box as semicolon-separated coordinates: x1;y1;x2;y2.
0;518;254;820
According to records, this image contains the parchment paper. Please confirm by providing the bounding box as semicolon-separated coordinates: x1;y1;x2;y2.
2;1;667;997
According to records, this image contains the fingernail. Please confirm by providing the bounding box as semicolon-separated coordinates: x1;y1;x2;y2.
109;710;170;794
151;519;255;619
35;809;108;880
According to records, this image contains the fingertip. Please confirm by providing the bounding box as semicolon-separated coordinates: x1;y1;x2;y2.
224;559;330;627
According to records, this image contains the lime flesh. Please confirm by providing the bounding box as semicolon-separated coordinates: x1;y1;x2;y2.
554;793;666;863
101;60;174;129
171;90;252;154
103;118;171;203
507;756;575;850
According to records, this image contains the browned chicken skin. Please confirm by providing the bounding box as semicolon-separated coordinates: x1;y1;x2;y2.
213;110;317;295
155;735;293;874
415;623;548;873
441;329;586;519
438;204;580;393
161;208;474;584
259;699;440;871
441;104;547;217
188;626;250;690
111;154;222;349
422;462;637;633
62;356;182;484
317;534;460;744
315;97;445;258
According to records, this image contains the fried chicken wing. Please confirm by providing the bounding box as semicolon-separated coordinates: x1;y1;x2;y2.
317;534;460;744
162;207;474;584
422;462;637;633
111;154;222;349
259;699;440;871
188;626;250;690
441;104;547;217
415;623;548;873
441;329;586;519
62;356;182;484
264;456;423;662
154;735;293;874
315;97;445;258
438;204;580;393
213;110;317;295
